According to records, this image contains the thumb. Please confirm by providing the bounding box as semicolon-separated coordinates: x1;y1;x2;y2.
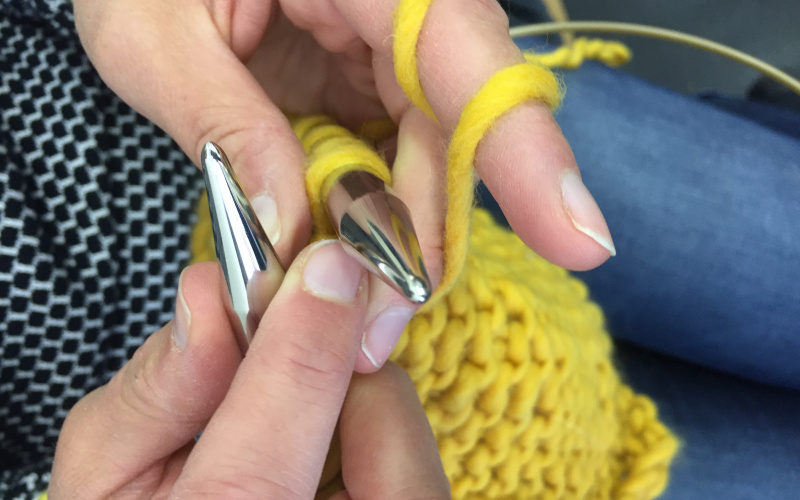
50;263;242;498
73;0;310;261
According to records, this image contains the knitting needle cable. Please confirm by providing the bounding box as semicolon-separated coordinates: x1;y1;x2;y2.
509;21;800;96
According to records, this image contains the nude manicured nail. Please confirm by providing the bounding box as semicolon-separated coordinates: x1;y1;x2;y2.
561;170;616;256
173;270;190;350
303;241;362;302
362;306;415;368
251;193;281;245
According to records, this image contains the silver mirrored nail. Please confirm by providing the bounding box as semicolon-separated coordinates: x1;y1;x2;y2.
201;142;285;352
326;170;431;304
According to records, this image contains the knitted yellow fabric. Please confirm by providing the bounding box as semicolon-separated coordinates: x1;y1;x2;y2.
190;0;678;498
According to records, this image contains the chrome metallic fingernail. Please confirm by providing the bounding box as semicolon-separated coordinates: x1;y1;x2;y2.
326;170;431;304
201;142;285;353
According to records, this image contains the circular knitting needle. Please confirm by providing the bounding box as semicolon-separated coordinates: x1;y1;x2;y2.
201;142;285;352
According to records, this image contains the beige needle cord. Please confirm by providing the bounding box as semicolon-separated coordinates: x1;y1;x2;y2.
509;21;800;96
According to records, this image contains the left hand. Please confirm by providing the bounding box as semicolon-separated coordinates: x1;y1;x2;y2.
74;0;615;374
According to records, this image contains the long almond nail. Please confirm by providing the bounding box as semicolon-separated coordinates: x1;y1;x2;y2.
303;241;363;302
251;193;281;245
561;170;616;256
362;306;415;368
173;269;190;350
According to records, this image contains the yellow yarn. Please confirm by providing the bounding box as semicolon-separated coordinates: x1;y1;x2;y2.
393;0;437;120
190;0;677;498
534;0;630;66
290;114;393;240
524;37;632;69
435;63;561;306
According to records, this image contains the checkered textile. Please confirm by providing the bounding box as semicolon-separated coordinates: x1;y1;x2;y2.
0;1;203;497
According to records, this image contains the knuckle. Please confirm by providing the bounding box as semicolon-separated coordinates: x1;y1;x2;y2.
252;334;353;396
189;110;246;163
52;393;93;465
78;3;139;62
189;108;254;166
188;107;295;171
110;340;200;427
115;363;168;423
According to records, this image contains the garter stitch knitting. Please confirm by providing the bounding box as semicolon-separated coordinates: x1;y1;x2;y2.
191;0;678;498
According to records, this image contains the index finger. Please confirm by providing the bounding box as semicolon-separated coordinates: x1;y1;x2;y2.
172;241;367;499
332;0;615;270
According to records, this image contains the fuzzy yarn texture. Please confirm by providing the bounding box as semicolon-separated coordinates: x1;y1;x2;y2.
190;0;678;498
524;37;632;69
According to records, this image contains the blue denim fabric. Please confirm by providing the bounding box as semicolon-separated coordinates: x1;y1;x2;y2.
507;38;800;389
559;62;800;390
698;92;800;141
615;341;800;500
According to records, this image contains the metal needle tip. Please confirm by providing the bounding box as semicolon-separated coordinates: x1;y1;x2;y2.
326;171;432;304
201;142;285;352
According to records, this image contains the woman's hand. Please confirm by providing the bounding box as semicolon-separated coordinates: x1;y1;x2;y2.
73;0;615;372
50;242;450;499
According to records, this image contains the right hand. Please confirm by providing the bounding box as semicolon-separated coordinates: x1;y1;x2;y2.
50;242;450;499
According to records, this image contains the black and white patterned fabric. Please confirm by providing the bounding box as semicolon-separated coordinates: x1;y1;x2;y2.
0;1;204;497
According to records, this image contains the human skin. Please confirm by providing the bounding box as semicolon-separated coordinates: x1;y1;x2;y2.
50;243;451;499
51;2;617;495
72;0;615;372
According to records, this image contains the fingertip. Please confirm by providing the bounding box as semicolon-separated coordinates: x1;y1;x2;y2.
501;191;615;272
391;109;446;288
548;235;614;271
477;104;615;271
252;187;312;267
360;304;415;370
357;275;420;373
